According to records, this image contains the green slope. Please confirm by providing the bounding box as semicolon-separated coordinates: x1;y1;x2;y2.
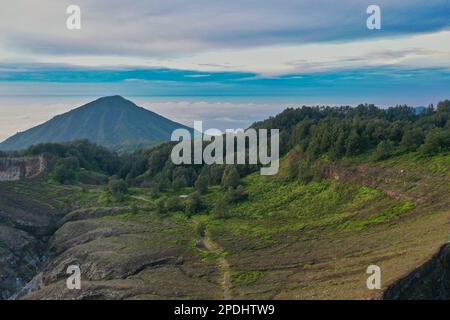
0;96;192;152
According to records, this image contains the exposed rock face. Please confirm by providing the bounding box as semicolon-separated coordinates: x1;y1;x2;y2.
316;161;449;208
384;244;450;299
0;181;62;299
0;156;46;181
20;207;221;300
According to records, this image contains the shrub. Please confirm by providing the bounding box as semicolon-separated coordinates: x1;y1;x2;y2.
297;161;315;184
156;198;166;214
373;140;395;161
172;175;188;190
222;166;240;189
224;185;247;204
419;128;450;156
165;196;183;212
212;199;229;219
108;178;128;202
194;174;209;194
53;156;80;184
401;128;424;151
131;204;139;215
185;192;203;216
195;221;206;237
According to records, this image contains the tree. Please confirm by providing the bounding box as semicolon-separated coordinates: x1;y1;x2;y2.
194;174;209;194
185;192;203;216
224;185;246;204
330;129;347;159
286;148;301;179
165;196;183;212
53;156;80;184
209;165;224;185
195;221;206;237
387;121;404;142
108;178;128;202
419;129;450;156
346;129;364;156
172;175;188;190
297;160;315;184
401;128;424;151
222;166;240;189
373;140;395;161
212;199;229;219
436;100;450;128
131;204;139;215
156;198;166;214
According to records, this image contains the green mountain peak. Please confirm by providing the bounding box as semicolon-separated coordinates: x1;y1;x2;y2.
0;96;192;152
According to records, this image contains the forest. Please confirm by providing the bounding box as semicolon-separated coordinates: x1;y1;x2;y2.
1;101;449;198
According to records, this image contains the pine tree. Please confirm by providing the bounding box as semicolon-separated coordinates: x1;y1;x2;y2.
222;166;240;189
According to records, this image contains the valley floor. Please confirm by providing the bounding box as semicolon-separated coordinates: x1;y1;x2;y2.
1;153;449;300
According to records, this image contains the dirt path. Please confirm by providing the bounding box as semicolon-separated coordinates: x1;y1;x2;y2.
194;220;232;300
129;194;232;299
130;195;153;203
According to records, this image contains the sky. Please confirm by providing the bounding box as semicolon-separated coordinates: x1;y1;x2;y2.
1;0;450;141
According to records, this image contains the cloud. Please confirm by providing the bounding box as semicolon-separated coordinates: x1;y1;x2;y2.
1;0;449;60
184;74;210;78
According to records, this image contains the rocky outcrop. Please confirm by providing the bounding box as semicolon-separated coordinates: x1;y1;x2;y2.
0;156;47;181
0;181;62;299
316;161;449;208
384;244;450;299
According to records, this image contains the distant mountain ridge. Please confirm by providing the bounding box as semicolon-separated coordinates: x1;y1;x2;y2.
0;96;192;152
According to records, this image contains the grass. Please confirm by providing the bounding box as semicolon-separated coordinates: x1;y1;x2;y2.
340;201;415;231
2;151;447;300
198;174;413;241
231;271;265;287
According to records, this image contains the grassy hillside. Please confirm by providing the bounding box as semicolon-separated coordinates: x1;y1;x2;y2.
1;101;449;300
192;153;449;299
1;150;446;300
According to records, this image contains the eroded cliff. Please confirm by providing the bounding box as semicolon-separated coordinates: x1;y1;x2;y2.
0;156;47;182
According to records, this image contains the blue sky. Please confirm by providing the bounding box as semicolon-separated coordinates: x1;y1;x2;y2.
1;65;449;103
0;0;450;140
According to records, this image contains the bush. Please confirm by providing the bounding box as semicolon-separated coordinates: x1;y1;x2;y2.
185;192;203;216
131;204;139;215
172;175;188;190
297;161;315;184
53;156;80;184
419;129;450;156
212;199;229;219
156;198;166;214
165;196;183;212
209;165;225;185
373;140;395;161
195;221;206;237
222;166;240;189
224;185;247;204
78;170;108;185
401;128;424;151
194;174;209;194
108;178;128;202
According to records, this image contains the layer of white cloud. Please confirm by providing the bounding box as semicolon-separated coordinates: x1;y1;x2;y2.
1;0;449;75
4;30;448;76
